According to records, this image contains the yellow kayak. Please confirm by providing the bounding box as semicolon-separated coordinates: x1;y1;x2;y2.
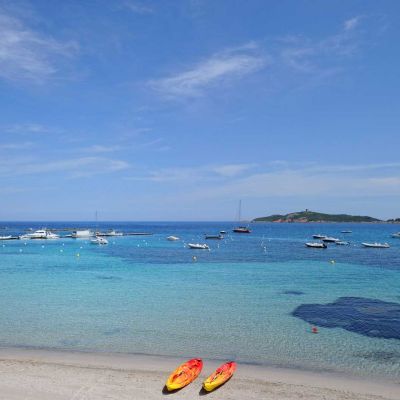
203;361;237;392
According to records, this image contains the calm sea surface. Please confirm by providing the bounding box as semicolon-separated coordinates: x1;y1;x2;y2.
0;222;399;379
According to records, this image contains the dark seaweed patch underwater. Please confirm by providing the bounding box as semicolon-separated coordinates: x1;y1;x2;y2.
292;297;400;340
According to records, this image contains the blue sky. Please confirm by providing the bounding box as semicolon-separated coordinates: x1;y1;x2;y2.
0;0;399;221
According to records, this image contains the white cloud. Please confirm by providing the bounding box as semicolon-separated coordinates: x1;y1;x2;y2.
212;163;255;177
150;46;266;98
123;1;153;14
0;9;77;82
344;16;361;31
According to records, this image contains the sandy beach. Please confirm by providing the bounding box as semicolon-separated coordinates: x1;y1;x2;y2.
0;348;398;400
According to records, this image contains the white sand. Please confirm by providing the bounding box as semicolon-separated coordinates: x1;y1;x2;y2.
0;347;398;400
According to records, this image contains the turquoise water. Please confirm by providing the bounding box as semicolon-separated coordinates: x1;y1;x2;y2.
0;222;399;379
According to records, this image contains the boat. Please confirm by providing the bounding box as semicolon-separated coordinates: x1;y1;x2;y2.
322;237;340;243
90;237;108;245
0;235;13;240
187;243;209;250
202;361;237;392
305;242;327;248
362;242;390;248
336;241;350;245
167;236;180;241
391;232;400;238
312;234;327;239
71;229;93;238
233;200;251;233
19;229;59;240
341;230;352;234
96;229;123;237
233;226;251;233
165;359;203;391
205;234;223;240
220;230;227;234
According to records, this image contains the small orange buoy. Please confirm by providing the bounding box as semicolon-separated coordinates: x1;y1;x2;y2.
312;326;318;334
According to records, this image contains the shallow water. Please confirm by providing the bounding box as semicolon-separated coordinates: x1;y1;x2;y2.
0;222;399;379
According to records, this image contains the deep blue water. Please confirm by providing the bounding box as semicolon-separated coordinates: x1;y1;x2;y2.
0;221;399;379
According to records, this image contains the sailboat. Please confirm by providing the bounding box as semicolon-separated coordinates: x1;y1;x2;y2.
232;200;251;233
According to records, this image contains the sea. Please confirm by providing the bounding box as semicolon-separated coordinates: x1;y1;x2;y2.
0;221;399;380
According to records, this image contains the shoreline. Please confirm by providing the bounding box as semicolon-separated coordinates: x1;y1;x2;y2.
0;347;398;399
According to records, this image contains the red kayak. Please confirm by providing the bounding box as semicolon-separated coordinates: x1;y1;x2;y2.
165;358;203;391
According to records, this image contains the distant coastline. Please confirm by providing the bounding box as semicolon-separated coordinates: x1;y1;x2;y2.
252;210;400;223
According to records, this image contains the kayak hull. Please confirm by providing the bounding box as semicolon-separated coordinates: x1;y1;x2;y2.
166;358;203;391
203;361;237;392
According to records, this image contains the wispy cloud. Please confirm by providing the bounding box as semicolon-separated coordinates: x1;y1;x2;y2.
0;156;130;178
150;17;369;99
0;141;33;150
2;123;56;134
125;161;400;204
344;16;362;31
150;45;266;98
122;1;153;14
81;145;123;154
126;163;256;182
0;8;78;83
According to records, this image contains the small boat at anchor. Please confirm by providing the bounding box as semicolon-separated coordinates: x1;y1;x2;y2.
362;242;390;248
205;234;223;240
305;242;327;248
167;236;180;241
391;232;400;238
187;243;209;250
0;235;14;240
312;234;327;239
90;237;108;245
322;237;340;243
336;241;350;245
341;230;352;234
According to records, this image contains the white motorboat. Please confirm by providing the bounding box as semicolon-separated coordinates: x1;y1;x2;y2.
0;235;13;240
187;243;210;250
312;234;327;239
362;242;390;248
341;230;352;234
305;242;327;248
19;229;59;240
46;231;59;239
336;241;350;245
71;229;93;238
90;237;108;245
322;237;340;243
167;236;180;241
391;232;400;238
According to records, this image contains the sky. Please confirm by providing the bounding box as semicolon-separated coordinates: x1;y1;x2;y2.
0;0;399;221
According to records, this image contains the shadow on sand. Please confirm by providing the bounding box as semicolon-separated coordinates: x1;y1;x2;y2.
162;385;183;395
198;377;232;396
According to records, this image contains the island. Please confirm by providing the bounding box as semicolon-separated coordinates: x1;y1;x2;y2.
252;210;382;223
